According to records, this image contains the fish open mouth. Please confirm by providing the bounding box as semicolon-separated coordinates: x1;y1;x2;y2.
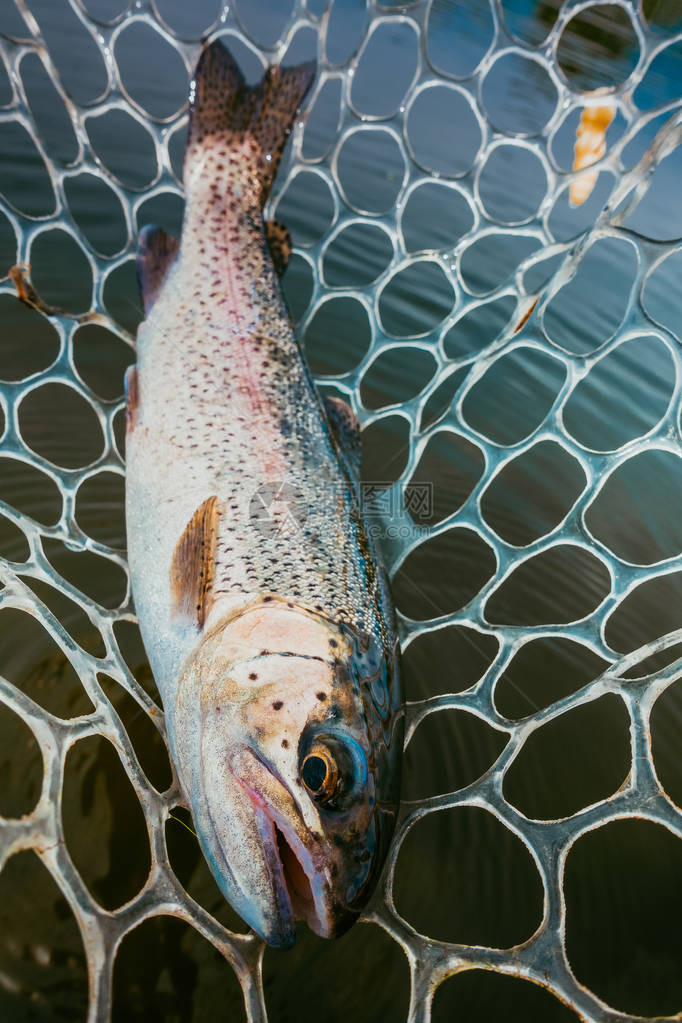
232;749;330;938
274;823;317;929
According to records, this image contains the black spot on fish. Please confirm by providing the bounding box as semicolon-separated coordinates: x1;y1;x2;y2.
263;595;273;602
272;700;283;710
281;739;289;749
316;692;327;702
329;639;338;649
249;672;258;681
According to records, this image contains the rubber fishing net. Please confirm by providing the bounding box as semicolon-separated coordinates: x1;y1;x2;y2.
1;0;682;1019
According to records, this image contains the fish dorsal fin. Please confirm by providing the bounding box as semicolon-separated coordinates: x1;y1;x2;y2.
323;395;361;479
264;219;291;275
170;496;219;629
136;224;179;314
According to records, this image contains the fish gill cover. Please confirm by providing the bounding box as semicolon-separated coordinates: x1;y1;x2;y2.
0;0;682;1020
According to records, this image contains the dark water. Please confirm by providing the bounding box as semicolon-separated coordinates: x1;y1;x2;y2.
2;0;682;1020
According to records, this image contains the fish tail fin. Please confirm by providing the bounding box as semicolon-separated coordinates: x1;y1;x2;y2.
186;39;316;205
251;60;317;199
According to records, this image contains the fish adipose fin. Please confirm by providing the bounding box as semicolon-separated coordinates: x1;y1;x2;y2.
187;39;316;205
264;220;292;275
323;396;361;480
136;224;179;314
170;495;220;629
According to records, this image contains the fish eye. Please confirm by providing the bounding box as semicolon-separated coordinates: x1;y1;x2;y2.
300;744;339;803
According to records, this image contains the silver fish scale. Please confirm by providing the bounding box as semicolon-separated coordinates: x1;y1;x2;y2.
1;0;682;1020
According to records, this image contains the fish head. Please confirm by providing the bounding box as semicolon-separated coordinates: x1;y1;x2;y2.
174;598;401;948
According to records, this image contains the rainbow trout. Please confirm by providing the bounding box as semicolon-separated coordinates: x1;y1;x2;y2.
125;40;402;947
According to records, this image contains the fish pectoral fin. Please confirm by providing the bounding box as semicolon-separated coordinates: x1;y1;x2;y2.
136;224;180;315
264;220;292;276
323;395;361;479
170;495;220;629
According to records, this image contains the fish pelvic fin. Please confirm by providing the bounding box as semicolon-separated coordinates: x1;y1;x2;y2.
187;39;316;205
136;224;179;314
170;495;220;629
